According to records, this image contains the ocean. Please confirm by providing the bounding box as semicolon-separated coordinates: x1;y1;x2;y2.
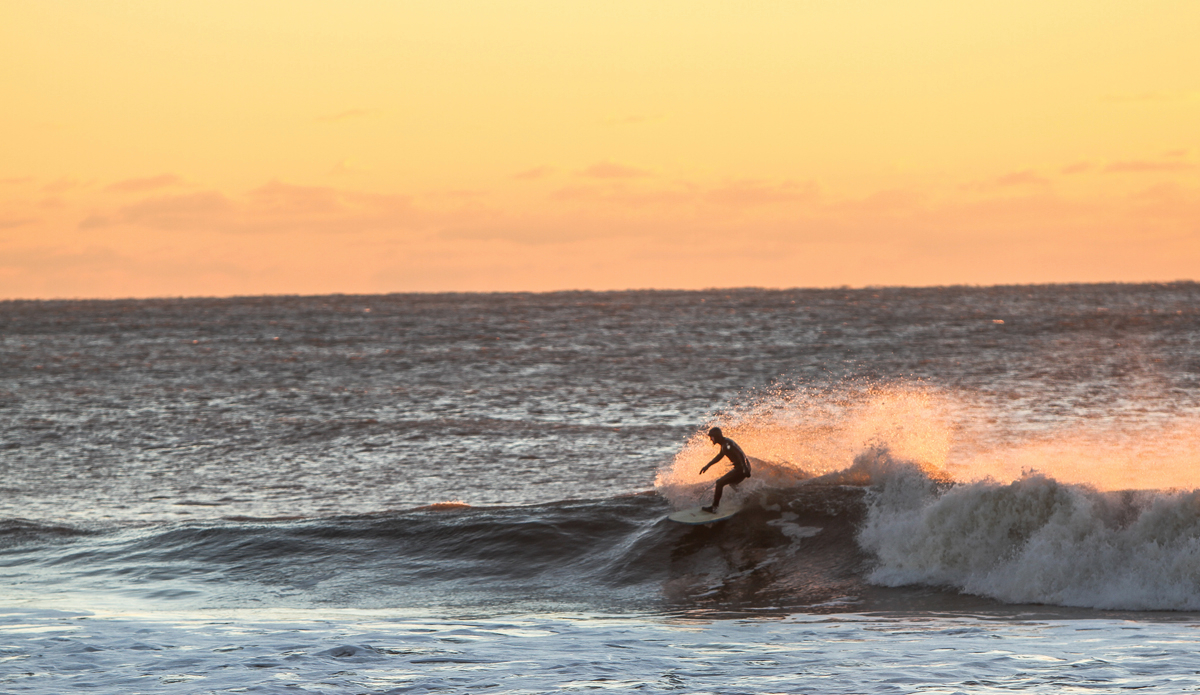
3;283;1200;693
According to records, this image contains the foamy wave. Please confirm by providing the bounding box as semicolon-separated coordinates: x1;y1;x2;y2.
859;454;1200;610
656;380;1200;609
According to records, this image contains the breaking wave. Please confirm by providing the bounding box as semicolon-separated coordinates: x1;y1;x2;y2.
655;382;1200;611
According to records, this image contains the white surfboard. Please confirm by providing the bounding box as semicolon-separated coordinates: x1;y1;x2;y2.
667;501;743;525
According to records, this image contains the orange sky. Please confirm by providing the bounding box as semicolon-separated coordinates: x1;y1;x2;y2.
3;1;1198;298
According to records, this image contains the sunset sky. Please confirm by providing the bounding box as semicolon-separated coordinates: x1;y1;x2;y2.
3;1;1198;298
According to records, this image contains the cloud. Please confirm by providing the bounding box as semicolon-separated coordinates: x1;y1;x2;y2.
78;181;421;235
579;162;650;179
117;191;236;230
1062;162;1093;174
10;172;1200;298
317;108;373;123
2;177;33;185
106;174;184;193
1105;160;1196;173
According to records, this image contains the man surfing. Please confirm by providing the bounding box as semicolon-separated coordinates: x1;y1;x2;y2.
699;427;751;513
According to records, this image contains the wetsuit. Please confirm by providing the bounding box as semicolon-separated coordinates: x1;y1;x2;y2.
701;437;752;510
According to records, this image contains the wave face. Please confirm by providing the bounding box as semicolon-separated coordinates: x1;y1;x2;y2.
1;490;874;615
12;463;1200;615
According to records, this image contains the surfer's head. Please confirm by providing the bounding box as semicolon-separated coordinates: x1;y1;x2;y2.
708;427;724;443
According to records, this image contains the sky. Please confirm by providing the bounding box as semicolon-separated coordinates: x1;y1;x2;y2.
2;1;1198;298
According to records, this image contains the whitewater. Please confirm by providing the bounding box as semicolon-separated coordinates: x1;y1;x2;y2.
3;283;1200;693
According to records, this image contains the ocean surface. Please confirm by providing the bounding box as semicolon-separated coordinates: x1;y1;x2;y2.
3;283;1200;693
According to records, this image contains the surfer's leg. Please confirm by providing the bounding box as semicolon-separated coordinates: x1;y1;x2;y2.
703;478;725;513
708;470;745;511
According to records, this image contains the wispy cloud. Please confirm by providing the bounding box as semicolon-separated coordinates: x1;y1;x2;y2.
81;191;233;231
78;181;420;235
106;174;185;193
1062;162;1093;174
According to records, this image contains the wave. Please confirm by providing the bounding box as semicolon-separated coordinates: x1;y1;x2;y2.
653;381;1200;612
859;450;1200;611
1;488;871;614
7;455;1200;613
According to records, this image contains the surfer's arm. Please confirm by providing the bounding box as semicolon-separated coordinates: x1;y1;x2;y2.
699;451;725;474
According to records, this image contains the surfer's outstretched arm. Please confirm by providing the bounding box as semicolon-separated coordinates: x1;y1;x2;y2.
699;451;725;475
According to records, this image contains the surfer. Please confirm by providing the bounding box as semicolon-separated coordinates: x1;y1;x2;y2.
699;427;751;513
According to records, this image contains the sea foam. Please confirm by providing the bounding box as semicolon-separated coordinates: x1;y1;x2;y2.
860;456;1200;610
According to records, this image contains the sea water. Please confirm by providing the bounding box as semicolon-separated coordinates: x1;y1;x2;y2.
3;284;1200;693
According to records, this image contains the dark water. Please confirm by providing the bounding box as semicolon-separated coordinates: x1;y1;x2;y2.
7;285;1200;694
3;284;1200;616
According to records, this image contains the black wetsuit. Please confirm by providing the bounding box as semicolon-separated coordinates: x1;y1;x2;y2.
704;437;751;509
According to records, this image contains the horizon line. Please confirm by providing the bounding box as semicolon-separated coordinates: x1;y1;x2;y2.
2;279;1196;304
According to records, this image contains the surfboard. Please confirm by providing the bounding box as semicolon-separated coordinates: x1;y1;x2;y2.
667;501;743;525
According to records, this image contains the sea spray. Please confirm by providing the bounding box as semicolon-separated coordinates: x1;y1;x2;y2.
655;381;958;508
658;378;1200;500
